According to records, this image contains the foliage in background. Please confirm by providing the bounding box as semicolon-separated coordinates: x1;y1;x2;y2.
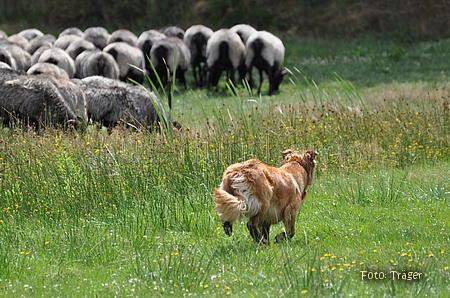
1;0;450;42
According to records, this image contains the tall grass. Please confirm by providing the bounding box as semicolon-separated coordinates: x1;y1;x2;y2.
1;39;450;296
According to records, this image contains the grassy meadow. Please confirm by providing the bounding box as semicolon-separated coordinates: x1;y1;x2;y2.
1;37;449;297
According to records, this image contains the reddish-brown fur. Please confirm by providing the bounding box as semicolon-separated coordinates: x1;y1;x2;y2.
214;149;318;244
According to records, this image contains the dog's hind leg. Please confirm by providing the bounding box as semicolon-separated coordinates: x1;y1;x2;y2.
246;216;264;244
223;221;233;236
247;216;270;244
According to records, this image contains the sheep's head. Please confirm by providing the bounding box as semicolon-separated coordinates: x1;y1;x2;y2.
271;69;288;94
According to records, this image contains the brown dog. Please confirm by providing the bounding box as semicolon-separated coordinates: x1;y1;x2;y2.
213;149;318;244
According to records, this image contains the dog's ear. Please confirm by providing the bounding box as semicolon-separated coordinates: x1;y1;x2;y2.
282;149;294;160
306;150;319;160
302;150;319;167
281;149;296;165
302;150;318;185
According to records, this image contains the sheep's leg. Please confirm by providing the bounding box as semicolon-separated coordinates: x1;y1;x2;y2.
200;63;208;88
183;73;187;89
193;64;199;88
208;66;220;91
199;63;204;88
247;65;254;89
207;69;211;90
178;70;187;89
257;68;263;95
266;65;274;95
238;64;246;84
229;69;236;86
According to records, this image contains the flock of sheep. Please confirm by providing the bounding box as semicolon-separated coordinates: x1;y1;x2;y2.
0;24;286;129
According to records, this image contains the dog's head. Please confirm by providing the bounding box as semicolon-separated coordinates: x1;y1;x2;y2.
301;150;319;185
281;149;319;185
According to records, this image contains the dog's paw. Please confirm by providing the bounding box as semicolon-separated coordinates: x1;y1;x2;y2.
274;232;288;243
260;238;270;245
223;222;233;236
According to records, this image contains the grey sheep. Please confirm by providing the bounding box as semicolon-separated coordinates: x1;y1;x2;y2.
0;68;87;127
103;42;146;83
0;40;32;71
27;62;70;79
137;29;167;73
54;34;82;50
183;24;214;88
149;37;191;88
107;29;138;47
229;24;257;83
162;26;185;40
0;30;7;39
31;45;52;65
0;45;18;70
65;39;97;60
74;50;96;78
38;47;76;78
18;28;44;41
229;24;257;44
74;76;169;130
245;30;287;95
25;34;56;55
7;34;28;48
0;62;12;69
83;26;110;50
75;50;120;80
59;27;84;38
206;29;246;89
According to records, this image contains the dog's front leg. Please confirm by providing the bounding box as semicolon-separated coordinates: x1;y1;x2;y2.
274;206;296;243
261;223;271;245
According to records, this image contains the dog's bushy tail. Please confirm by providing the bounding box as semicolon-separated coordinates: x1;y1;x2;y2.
214;188;246;227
